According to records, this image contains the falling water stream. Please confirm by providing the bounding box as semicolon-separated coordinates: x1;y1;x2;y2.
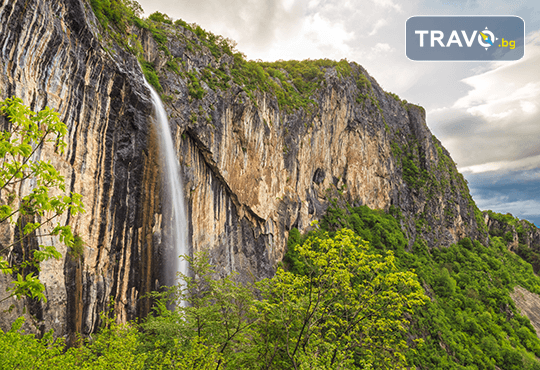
144;80;188;304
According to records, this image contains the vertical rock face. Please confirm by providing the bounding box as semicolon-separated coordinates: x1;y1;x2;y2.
0;0;161;336
0;0;487;336
149;28;487;278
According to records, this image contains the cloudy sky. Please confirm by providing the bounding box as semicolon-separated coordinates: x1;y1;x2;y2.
137;0;540;226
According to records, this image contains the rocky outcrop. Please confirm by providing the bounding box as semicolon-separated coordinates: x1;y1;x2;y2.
484;212;540;251
484;211;540;272
510;286;540;338
0;0;487;337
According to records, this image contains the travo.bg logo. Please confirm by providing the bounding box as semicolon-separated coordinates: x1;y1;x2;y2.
406;16;524;61
414;27;514;50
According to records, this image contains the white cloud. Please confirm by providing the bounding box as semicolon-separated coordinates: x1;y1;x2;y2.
455;81;540;120
454;31;540;110
282;0;297;12
474;195;540;217
460;154;540;174
307;0;320;9
137;0;411;66
521;100;538;114
427;106;450;115
254;12;353;61
371;0;402;12
371;43;393;53
368;19;388;36
431;30;540;172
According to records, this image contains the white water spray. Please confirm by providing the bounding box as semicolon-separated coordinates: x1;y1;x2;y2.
144;80;188;303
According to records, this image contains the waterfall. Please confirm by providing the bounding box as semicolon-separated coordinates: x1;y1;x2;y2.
144;80;188;304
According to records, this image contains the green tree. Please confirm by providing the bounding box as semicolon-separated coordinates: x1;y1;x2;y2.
141;252;253;369
0;97;84;303
256;227;429;369
143;228;428;369
433;267;456;297
90;0;143;32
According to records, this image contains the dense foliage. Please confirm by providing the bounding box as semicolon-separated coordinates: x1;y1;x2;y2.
228;58;362;113
89;0;142;32
141;228;427;369
6;201;540;368
298;203;540;369
0;311;220;369
0;227;427;369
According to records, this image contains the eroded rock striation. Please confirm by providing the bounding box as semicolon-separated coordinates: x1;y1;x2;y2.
0;0;159;338
0;0;487;337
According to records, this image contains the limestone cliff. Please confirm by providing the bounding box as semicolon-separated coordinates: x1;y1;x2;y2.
138;18;488;274
0;0;487;337
0;0;160;337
